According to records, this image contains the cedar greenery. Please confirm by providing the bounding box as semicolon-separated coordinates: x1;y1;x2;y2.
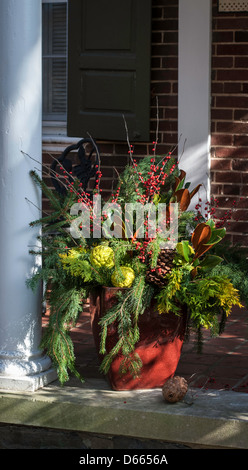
99;272;154;377
27;148;244;385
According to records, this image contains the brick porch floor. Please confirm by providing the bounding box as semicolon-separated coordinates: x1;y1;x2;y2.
42;304;248;393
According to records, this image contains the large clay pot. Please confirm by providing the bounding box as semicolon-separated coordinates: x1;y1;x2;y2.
90;286;187;391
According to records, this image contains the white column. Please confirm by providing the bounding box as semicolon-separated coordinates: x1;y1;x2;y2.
0;0;57;391
178;0;212;207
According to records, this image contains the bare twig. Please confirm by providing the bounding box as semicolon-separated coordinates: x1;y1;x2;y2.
153;96;159;156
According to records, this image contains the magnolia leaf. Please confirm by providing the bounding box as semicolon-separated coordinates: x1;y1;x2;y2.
173;169;186;191
179;169;186;181
205;234;222;246
205;219;215;229
191;223;211;250
206;228;226;246
174;176;181;191
199;255;223;270
190;184;202;200
175;188;191;211
194;243;214;260
192;258;200;268
176;178;186;191
176;240;194;262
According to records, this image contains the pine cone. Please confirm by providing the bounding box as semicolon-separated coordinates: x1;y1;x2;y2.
146;249;175;287
162;376;188;403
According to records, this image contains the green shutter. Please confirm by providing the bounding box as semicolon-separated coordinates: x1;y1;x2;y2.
67;0;151;141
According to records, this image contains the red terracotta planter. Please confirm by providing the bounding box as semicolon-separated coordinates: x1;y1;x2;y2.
90;286;187;391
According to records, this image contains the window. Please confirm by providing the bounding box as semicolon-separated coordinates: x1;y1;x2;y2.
42;0;67;121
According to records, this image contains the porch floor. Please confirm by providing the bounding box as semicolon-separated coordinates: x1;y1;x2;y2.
0;304;247;450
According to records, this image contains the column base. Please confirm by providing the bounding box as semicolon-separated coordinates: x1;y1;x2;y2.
0;368;57;392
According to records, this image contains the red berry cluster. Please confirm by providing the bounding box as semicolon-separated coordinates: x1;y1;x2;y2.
121;153;177;262
194;196;244;228
55;147;179;259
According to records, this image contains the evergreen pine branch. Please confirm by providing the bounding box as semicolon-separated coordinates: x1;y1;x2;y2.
98;274;154;377
119;352;143;378
29;170;62;212
99;337;125;375
41;284;87;384
29;170;84;240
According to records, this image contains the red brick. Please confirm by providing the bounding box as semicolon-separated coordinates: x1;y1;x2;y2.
149;143;173;155
241;186;248;197
218;69;248;81
233;234;248;245
233;159;248;171
217;121;248;134
151;57;161;68
211;158;232;170
233;135;248;147
235;31;248;42
100;154;128;166
164;32;178;43
216;96;248;109
151;69;178;81
216;18;248;30
211;134;233;146
152;44;178;56
212;56;234;69
214;196;240;208
172;82;178;93
210;207;233;220
163;108;178;119
42;152;60;164
215;172;242;183
219;148;248;159
158;95;177;107
212;31;233;43
210;183;223;194
223;185;241;196
151;82;172;94
153;19;178;31
243;173;248;184
152;7;164;19
235;56;248;68
223;83;243;93
211;109;233;120
162;57;178;68
211;82;224;94
163;5;178;18
234;110;248;121
152;32;163;44
217;44;248;56
232;209;248;220
97;143;115;154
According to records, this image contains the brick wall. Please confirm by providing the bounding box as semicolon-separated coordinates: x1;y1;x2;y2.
211;0;248;245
